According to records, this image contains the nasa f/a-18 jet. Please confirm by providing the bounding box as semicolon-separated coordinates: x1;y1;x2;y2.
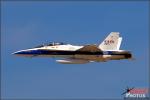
13;32;132;64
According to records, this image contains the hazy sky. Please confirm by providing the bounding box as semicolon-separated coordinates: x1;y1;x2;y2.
1;1;149;99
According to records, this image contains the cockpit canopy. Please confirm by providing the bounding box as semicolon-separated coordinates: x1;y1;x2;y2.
35;42;66;48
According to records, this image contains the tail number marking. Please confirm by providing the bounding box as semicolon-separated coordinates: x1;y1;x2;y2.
104;40;114;45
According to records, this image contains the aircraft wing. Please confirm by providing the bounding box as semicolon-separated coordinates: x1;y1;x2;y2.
56;45;103;64
76;45;102;52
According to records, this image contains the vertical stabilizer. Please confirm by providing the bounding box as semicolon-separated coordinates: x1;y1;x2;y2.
98;32;122;50
117;37;122;50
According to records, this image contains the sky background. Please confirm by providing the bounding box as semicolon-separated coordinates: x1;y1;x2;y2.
1;1;149;99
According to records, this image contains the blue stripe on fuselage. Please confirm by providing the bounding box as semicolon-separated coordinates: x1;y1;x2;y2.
14;50;130;56
15;50;103;55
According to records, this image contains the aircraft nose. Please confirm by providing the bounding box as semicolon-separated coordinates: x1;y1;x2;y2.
12;50;31;56
12;51;23;55
12;49;40;57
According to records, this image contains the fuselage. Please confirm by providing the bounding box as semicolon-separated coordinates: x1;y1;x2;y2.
13;43;132;62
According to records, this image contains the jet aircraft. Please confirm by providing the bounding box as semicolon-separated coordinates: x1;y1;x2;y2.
13;32;132;64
